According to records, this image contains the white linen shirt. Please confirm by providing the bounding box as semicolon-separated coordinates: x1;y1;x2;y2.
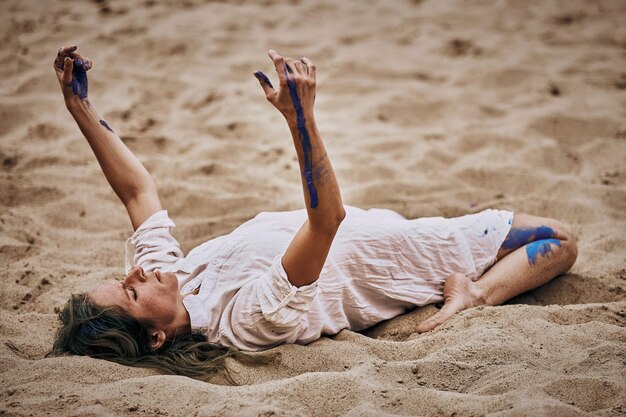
125;206;513;351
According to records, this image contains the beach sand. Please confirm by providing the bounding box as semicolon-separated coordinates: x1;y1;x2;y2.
1;0;625;415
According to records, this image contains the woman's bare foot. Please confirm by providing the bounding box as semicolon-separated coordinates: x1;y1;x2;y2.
416;273;485;333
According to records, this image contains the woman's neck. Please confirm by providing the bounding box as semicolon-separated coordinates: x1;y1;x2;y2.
169;300;193;338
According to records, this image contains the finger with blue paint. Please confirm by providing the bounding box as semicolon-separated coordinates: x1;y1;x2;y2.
284;57;297;74
254;70;274;96
255;50;289;118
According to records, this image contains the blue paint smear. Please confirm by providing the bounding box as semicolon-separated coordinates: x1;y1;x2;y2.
100;119;114;132
71;58;88;99
285;63;318;208
526;238;561;266
79;317;106;338
502;226;555;250
484;229;488;235
254;71;274;89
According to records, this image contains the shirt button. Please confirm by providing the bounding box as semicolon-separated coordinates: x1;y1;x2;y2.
212;259;218;265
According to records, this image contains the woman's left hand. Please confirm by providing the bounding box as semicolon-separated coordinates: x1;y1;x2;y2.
53;45;93;105
253;50;317;126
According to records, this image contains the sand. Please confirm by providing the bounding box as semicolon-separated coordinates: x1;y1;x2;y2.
1;0;625;415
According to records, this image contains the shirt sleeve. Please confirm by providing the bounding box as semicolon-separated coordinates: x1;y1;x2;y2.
124;210;184;274
218;255;319;350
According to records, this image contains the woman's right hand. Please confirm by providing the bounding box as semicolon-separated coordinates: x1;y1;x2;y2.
53;45;93;105
254;50;317;126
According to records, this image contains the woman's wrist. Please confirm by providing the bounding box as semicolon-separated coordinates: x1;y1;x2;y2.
285;110;316;130
65;96;90;113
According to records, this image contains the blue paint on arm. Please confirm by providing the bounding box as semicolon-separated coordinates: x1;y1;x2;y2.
285;63;318;208
99;119;114;133
254;71;274;89
526;238;561;266
70;58;88;99
502;226;555;250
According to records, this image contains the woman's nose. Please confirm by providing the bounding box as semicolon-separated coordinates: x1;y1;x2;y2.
125;267;146;283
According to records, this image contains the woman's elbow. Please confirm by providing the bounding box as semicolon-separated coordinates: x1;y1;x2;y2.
337;206;347;224
311;207;346;232
328;206;347;229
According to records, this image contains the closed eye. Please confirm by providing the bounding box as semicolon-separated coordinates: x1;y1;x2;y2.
121;282;137;300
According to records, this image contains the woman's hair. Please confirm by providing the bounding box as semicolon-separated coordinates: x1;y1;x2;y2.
47;293;250;384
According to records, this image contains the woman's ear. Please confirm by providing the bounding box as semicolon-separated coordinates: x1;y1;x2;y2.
149;328;166;351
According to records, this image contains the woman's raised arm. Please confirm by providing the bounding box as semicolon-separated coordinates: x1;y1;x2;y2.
54;46;161;230
254;50;345;287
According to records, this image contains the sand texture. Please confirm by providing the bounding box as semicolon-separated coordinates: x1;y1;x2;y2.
1;0;625;415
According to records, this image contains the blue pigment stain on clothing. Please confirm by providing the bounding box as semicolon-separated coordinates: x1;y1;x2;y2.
526;238;561;266
502;226;555;250
285;63;318;208
484;229;488;235
70;58;88;99
99;120;114;132
254;71;274;89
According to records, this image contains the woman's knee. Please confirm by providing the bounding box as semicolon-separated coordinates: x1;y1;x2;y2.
550;219;578;269
510;213;578;268
551;219;576;242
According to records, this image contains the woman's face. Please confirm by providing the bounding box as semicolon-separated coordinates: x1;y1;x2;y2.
89;267;187;333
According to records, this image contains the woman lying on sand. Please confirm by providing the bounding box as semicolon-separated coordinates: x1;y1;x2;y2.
49;46;577;381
